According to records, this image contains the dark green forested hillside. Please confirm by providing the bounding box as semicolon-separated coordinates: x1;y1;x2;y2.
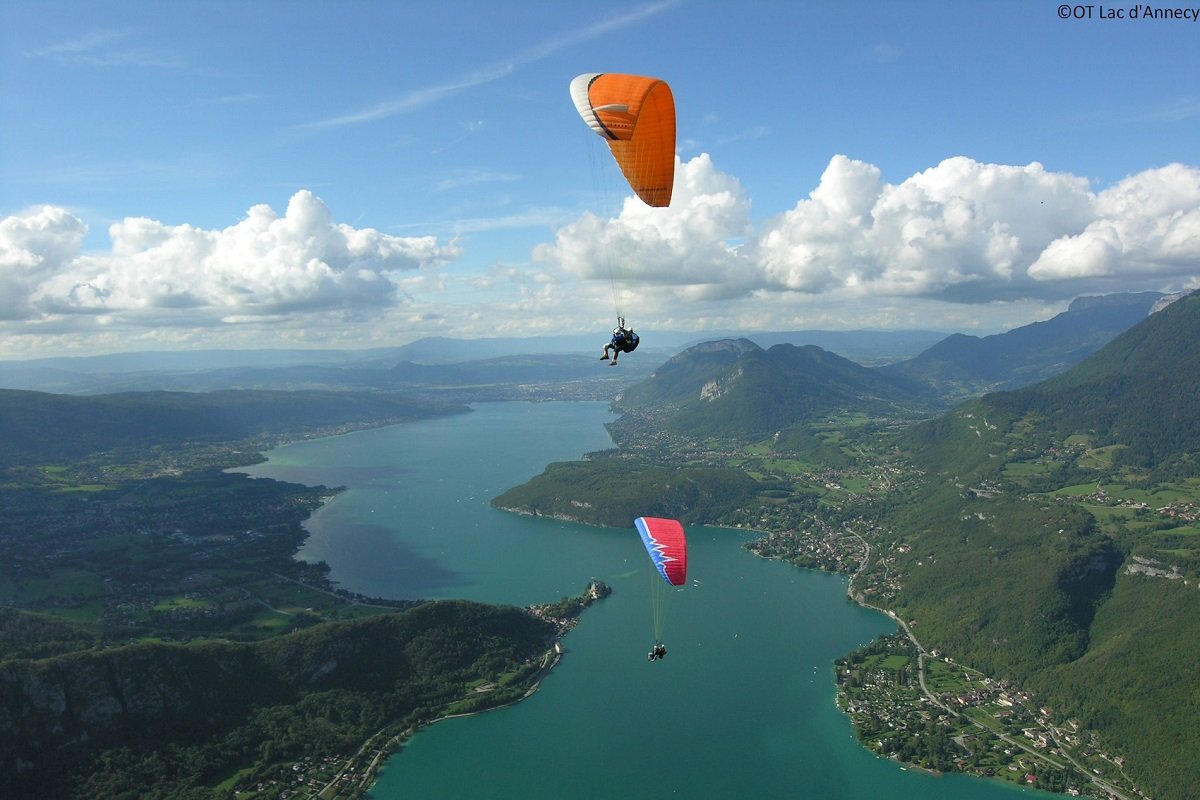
904;292;1200;478
615;338;763;408
880;291;1163;399
0;601;554;800
492;457;764;529
889;290;1200;799
0;608;98;661
0;388;466;465
0;385;560;800
618;340;933;441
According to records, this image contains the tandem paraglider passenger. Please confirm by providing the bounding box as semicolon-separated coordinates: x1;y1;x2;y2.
601;318;639;365
634;516;686;660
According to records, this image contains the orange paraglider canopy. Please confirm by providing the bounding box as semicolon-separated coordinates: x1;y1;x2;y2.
570;73;675;207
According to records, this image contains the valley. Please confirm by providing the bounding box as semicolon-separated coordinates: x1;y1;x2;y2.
3;291;1198;799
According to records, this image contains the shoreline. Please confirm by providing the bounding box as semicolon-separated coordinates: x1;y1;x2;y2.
335;638;567;800
834;531;1136;800
303;634;568;800
331;578;613;800
325;498;1140;800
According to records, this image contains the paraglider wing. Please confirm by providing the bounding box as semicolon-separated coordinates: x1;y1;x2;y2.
570;73;676;207
634;516;687;586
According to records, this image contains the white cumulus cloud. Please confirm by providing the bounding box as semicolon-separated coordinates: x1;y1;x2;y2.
534;154;754;301
0;205;88;320
2;190;461;327
4;155;1199;356
1029;163;1200;280
543;153;1200;308
754;155;1099;301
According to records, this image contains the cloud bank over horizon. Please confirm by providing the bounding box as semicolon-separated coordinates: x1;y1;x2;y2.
1;190;459;323
2;154;1198;356
539;154;1200;306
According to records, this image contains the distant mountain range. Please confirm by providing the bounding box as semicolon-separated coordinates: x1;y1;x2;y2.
0;293;1162;400
0;329;949;394
617;339;933;440
880;291;1166;399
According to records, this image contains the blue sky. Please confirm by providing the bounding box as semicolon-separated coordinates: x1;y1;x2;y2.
2;0;1198;358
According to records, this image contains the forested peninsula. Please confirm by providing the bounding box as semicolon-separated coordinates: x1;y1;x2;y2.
0;388;606;800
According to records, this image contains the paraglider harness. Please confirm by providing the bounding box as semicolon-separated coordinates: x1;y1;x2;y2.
610;318;640;354
647;642;667;662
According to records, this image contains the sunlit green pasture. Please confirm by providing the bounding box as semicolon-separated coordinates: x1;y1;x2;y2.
0;568;108;604
924;658;982;695
1003;461;1051;479
210;766;257;796
26;465;113;492
1078;444;1123;470
839;475;879;494
861;653;910;672
963;706;1006;734
1052;478;1200;507
1048;483;1096;497
236;609;295;633
246;577;368;619
753;457;817;476
814;411;875;430
49;600;108;623
1153;524;1200;539
153;596;215;612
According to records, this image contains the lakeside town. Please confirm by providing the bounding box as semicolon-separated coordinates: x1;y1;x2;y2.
746;509;1146;800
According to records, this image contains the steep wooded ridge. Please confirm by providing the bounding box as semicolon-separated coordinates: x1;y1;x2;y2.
879;291;1164;400
0;602;553;799
888;291;1200;799
904;289;1200;480
617;338;934;437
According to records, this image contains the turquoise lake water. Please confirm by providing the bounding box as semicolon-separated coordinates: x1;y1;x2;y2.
239;401;1046;799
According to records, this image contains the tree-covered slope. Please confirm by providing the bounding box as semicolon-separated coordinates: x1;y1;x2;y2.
615;338;763;408
0;388;466;465
904;289;1200;480
492;457;765;528
0;601;553;800
620;340;932;441
886;290;1200;800
880;291;1163;400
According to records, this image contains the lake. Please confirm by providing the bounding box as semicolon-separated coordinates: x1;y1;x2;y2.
240;401;1044;799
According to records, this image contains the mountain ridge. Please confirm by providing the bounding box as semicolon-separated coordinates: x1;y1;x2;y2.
617;339;934;441
880;291;1164;399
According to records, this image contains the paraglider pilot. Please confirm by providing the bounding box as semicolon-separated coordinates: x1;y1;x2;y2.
646;642;667;661
602;318;640;365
